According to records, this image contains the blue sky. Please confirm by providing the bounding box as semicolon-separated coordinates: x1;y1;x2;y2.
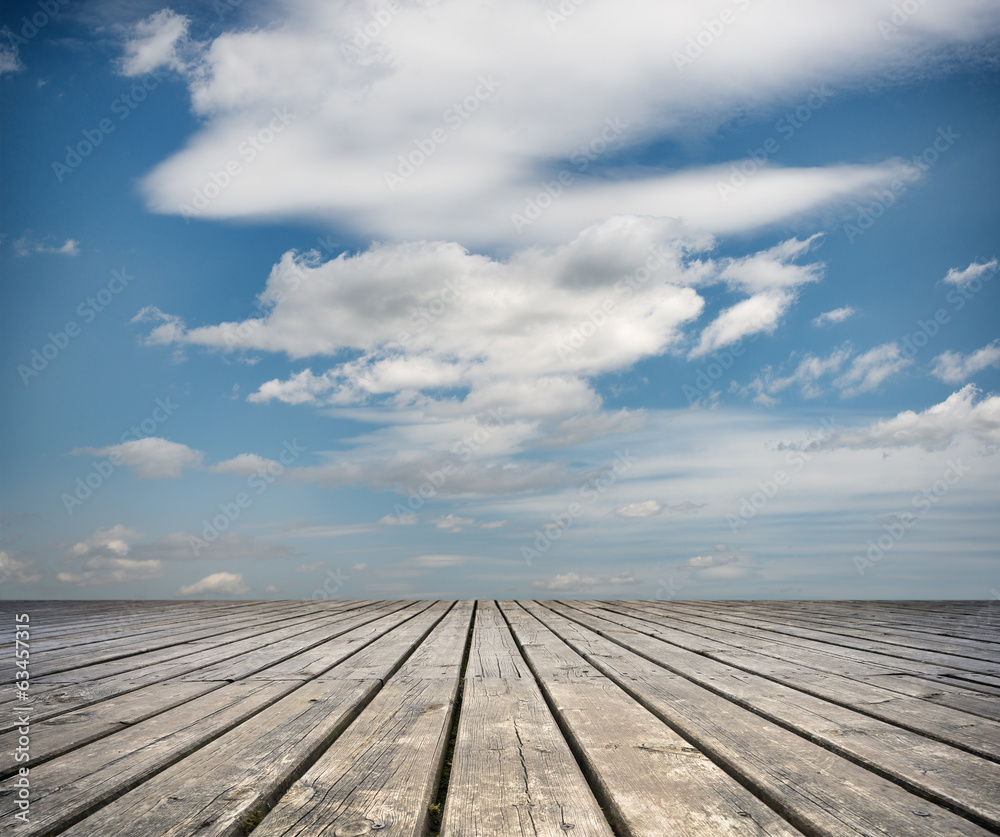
1;0;998;601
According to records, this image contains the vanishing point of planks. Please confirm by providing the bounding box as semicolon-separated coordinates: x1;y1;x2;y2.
2;599;999;836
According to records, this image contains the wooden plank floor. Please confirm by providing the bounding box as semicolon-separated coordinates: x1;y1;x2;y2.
2;601;998;836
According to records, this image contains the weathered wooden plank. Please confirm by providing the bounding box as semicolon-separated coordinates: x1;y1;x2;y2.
669;600;1000;665
618;600;1000;681
750;601;1000;644
502;601;804;837
581;601;1000;759
541;601;1000;830
0;680;217;779
540;602;997;837
465;598;530;679
440;601;615;837
239;601;470;837
21;601;325;674
177;601;418;682
54;602;459;837
26;603;343;681
1;601;399;728
0;680;294;836
622;601;1000;717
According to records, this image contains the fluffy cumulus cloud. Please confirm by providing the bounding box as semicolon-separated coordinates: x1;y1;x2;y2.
120;0;1000;246
931;340;1000;384
73;437;204;479
177;572;249;597
134;222;835;495
819;385;1000;450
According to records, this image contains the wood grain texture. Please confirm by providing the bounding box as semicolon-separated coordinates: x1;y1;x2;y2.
1;599;996;837
441;601;614;837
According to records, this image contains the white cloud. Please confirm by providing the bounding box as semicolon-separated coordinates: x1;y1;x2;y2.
684;554;735;568
812;306;856;327
135;224;833;496
741;341;914;403
690;236;824;357
73;437;204;479
68;524;137;559
739;346;852;404
430;514;475;532
0;551;40;584
411;554;469;568
209;453;279;476
820;385;1000;450
60;528;165;585
128;0;999;245
930;340;1000;384
64;526;295;565
12;234;80;257
0;41;22;75
379;512;418;525
531;569;637;591
943;258;998;287
428;514;506;532
120;9;193;76
59;557;164;586
834;342;911;397
681;554;746;580
295;561;325;573
615;500;663;518
177;572;249;597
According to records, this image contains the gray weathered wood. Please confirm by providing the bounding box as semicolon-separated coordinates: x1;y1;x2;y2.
441;601;615;837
